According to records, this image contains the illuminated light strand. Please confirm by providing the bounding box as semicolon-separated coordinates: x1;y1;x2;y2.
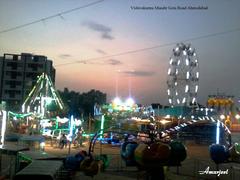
22;74;46;113
47;75;65;109
22;74;43;112
8;111;33;118
50;86;63;109
69;115;75;142
100;115;105;138
216;120;220;144
1;111;7;145
161;116;231;140
22;72;65;116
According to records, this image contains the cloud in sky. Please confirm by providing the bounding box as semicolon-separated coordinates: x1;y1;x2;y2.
120;70;155;77
106;59;122;65
82;21;114;40
59;54;72;58
77;60;87;64
96;49;107;55
73;58;122;66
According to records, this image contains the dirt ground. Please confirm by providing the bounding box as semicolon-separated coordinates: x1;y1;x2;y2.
1;132;240;180
43;135;240;180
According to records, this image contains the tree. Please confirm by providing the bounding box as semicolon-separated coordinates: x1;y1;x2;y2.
58;88;107;118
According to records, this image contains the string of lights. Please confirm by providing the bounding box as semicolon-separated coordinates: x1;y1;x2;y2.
55;27;240;67
0;0;105;34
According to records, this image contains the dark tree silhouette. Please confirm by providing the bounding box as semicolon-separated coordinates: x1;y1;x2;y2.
58;88;106;118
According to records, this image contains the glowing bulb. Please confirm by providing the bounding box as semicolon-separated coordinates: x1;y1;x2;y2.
195;85;198;92
177;60;180;65
165;115;170;118
168;68;171;75
216;120;220;144
167;89;170;95
235;114;240;119
192;97;196;104
220;114;225;120
182;97;186;103
196;72;199;78
126;97;134;106
177;99;180;104
185;58;189;66
113;97;121;105
44;97;53;105
185;85;189;93
186;71;190;79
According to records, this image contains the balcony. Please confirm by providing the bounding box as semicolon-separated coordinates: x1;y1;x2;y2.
2;85;22;90
2;94;22;100
4;75;23;81
4;66;23;71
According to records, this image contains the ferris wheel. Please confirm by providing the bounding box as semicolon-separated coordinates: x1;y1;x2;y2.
167;43;199;107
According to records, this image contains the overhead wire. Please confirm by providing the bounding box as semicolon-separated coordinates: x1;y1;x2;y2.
55;27;240;67
0;0;105;34
0;0;239;68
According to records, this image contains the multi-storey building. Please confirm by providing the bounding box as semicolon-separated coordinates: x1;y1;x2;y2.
0;53;55;111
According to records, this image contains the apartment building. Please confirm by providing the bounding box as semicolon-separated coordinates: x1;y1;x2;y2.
0;53;55;111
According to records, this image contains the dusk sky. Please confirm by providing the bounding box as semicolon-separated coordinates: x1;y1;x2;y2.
0;0;240;105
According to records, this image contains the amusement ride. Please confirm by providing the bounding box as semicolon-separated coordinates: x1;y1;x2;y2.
167;43;199;107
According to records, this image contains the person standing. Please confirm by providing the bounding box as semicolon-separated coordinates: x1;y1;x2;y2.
77;127;84;147
59;133;67;149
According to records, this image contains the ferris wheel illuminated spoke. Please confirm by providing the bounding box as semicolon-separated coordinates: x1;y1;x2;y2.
167;43;199;107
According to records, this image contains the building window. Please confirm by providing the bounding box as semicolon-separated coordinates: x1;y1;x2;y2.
13;55;18;61
6;62;20;70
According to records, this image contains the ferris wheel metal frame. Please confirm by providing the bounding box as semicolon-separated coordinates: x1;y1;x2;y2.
167;43;199;107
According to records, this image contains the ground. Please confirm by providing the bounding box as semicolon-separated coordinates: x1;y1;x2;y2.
1;133;240;179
